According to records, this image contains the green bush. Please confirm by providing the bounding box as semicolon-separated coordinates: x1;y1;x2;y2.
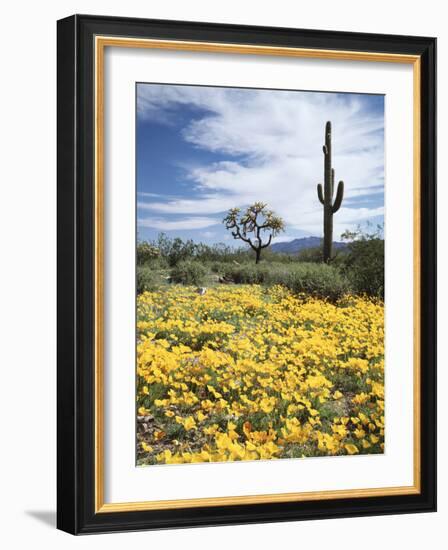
271;263;350;301
136;242;159;265
155;233;197;266
209;261;230;274
342;239;384;298
171;261;208;286
340;227;384;298
296;246;324;263
137;266;160;294
222;263;266;284
219;262;350;300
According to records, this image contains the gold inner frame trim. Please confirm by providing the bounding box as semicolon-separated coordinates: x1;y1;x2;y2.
94;35;421;513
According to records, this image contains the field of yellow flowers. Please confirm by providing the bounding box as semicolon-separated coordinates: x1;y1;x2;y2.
137;285;384;465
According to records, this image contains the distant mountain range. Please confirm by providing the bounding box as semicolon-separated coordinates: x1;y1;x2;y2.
271;236;347;254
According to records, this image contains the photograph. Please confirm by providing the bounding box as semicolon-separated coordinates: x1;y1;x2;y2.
135;83;385;466
54;12;436;535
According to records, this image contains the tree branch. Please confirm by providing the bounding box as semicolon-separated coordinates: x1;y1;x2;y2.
260;233;273;249
231;224;254;247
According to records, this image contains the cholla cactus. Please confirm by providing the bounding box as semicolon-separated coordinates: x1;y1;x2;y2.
317;121;345;262
223;202;285;264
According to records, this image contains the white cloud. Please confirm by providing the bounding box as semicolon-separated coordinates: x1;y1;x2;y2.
138;216;218;231
137;194;234;215
137;85;384;239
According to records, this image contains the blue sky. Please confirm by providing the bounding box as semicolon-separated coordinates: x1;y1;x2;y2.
137;83;384;245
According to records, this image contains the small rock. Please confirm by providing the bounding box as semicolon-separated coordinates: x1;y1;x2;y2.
137;415;154;423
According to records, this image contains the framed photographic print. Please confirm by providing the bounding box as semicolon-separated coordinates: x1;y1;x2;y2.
57;14;436;534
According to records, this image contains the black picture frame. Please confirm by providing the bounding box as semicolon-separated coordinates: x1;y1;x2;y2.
57;14;436;535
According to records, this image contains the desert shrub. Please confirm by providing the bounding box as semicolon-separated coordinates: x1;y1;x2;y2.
220;262;350;300
296;246;324;263
222;263;267;284
340;227;384;299
297;245;349;265
137;266;160;294
153;233;196;267
137;241;159;265
194;242;250;263
344;239;384;298
209;261;230;274
171;260;208;286
258;249;299;264
273;263;350;301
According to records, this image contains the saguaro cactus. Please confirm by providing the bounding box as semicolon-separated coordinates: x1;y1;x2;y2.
317;121;345;263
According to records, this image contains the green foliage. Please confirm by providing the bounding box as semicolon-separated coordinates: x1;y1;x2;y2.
296;246;324;263
340;226;384;298
219;262;350;301
269;263;350;301
136;266;160;294
135;227;383;300
155;233;197;267
140;233;254;266
137;241;159;265
222;263;266;284
170;260;208;286
136;234;297;268
193;242;242;262
210;261;228;274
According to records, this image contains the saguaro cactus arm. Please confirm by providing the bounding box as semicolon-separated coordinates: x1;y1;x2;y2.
332;181;344;213
317;183;324;205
